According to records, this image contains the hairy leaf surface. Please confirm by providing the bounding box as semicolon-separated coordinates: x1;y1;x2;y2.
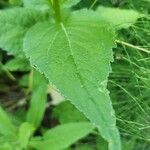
23;12;121;150
0;8;48;56
30;122;94;150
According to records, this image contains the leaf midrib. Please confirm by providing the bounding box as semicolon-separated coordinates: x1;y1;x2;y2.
59;23;112;129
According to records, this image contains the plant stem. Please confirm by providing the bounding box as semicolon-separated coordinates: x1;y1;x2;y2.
116;40;150;54
53;0;62;23
48;0;53;8
0;62;16;81
89;0;97;9
26;67;33;95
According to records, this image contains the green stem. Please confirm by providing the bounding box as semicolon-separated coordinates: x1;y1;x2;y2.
0;62;16;81
116;40;150;54
53;0;62;23
89;0;97;9
26;67;33;95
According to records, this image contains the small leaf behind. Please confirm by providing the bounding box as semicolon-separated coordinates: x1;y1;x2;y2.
26;70;47;129
96;6;142;29
0;8;48;56
30;122;94;150
4;57;30;72
0;106;16;136
23;0;50;10
61;0;81;7
52;101;88;124
18;122;35;149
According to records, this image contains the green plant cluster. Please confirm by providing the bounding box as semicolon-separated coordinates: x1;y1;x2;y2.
0;0;149;150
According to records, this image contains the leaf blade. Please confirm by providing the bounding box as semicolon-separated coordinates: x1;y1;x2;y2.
30;122;94;150
18;122;35;149
26;70;47;129
0;8;48;56
23;14;121;150
0;106;16;136
97;6;141;29
61;0;81;7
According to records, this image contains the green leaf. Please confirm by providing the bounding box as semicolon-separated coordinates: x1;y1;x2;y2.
74;145;94;150
4;57;30;72
61;0;81;7
19;74;29;87
23;0;50;10
64;144;94;150
0;106;16;136
96;6;141;29
30;122;94;150
0;8;48;56
26;70;47;129
122;139;135;150
96;136;108;150
52;101;88;124
23;0;79;10
18;122;35;149
23;10;121;150
9;0;22;6
0;143;12;150
143;0;150;2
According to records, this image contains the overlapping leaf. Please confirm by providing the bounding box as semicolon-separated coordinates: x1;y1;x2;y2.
26;70;47;129
52;101;88;124
71;8;141;30
18;122;35;149
61;0;81;7
23;0;80;10
0;106;16;136
30;122;94;150
4;57;30;72
23;0;50;10
96;6;141;29
0;8;48;56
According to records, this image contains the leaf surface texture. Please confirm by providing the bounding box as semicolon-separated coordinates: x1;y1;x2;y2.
24;11;121;150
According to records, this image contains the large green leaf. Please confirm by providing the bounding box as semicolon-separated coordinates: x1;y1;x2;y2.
23;10;121;150
26;70;47;129
0;8;48;56
30;122;94;150
96;6;141;29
